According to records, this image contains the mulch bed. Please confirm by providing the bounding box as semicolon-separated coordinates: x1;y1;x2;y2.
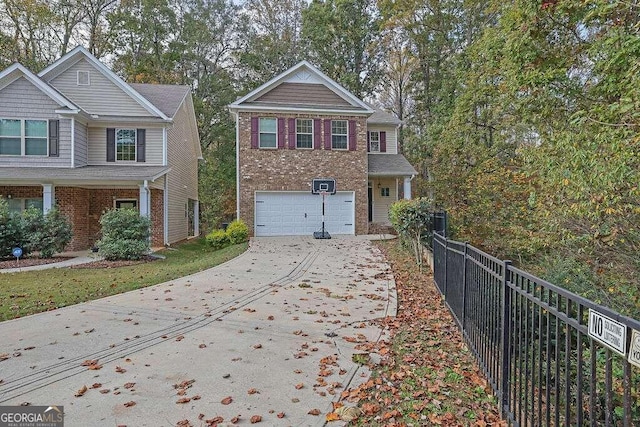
0;257;72;270
69;255;158;269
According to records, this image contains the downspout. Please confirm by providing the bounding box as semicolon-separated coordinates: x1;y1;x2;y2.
235;112;240;220
70;118;75;167
163;177;169;246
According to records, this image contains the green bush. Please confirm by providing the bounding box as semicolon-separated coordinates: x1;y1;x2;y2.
0;198;22;258
206;229;229;250
226;219;248;244
97;208;150;260
21;207;72;258
389;197;435;269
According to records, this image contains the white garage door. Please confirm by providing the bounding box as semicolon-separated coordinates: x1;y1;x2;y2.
255;191;355;236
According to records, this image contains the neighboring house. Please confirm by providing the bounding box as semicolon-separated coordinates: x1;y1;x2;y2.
0;46;202;251
228;61;416;237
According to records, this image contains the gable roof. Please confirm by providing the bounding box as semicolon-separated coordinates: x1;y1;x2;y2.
0;63;79;112
129;83;190;118
367;108;402;126
368;154;417;177
229;61;374;115
38;46;170;120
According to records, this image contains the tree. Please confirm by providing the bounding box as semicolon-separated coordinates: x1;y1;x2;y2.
301;0;382;98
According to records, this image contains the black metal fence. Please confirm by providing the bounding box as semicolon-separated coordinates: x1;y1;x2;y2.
432;232;640;426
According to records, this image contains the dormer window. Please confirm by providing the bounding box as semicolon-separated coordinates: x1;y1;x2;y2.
77;70;90;86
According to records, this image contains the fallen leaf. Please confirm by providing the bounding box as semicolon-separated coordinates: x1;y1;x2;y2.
308;409;321;416
124;382;135;389
221;396;233;405
123;401;136;407
74;385;88;397
91;383;102;389
267;315;274;320
198;344;206;349
250;415;262;423
253;343;262;349
192;395;201;400
230;415;240;424
115;366;126;373
326;412;341;422
295;383;304;390
176;397;191;404
205;416;223;425
277;412;285;419
175;335;184;341
247;388;259;395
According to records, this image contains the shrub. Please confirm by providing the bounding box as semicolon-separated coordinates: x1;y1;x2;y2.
226;219;248;244
0;198;21;258
20;207;72;258
206;229;229;250
97;208;150;260
389;197;435;269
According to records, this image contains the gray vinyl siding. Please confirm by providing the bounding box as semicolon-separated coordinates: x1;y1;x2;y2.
0;77;71;167
166;94;199;244
372;178;397;224
368;125;398;154
74;120;88;166
47;58;154;117
87;126;163;165
255;83;352;106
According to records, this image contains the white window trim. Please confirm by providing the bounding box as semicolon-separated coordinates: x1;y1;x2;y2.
0;118;49;157
331;120;348;150
369;131;380;153
296;118;313;149
77;70;90;86
6;197;44;213
380;187;390;197
115;128;137;162
114;199;138;210
258;117;277;149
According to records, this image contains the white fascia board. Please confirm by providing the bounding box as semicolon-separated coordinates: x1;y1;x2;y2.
229;60;374;114
39;46;170;120
0;63;79;111
229;105;372;116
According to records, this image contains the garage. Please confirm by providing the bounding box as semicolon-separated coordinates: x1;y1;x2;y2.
254;191;355;236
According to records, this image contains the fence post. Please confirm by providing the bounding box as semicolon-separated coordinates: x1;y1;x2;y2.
443;237;448;299
500;260;512;417
461;242;468;330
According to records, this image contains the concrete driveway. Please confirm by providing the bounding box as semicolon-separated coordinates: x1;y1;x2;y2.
0;236;396;426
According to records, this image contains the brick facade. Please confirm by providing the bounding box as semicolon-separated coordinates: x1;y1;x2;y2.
238;112;369;235
0;186;164;251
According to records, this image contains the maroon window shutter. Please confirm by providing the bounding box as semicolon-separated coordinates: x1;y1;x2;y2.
324;119;332;150
313;119;321;150
48;120;59;157
106;128;115;162
380;131;387;153
348;120;357;151
277;117;285;149
250;117;259;149
288;118;296;149
366;131;370;152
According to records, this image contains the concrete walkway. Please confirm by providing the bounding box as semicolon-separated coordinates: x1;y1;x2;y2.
0;236;397;426
0;250;102;273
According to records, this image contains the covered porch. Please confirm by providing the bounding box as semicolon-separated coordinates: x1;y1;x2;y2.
0;165;179;250
367;154;417;228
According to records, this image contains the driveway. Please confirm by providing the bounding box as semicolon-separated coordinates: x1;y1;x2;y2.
0;236;397;426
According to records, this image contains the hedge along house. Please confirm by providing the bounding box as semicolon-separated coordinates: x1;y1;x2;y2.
0;46;202;251
229;61;417;237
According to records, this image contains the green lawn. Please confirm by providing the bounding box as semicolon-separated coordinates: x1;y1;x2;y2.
0;239;247;321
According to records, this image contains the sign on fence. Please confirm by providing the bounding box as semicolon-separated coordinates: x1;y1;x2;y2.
628;329;640;368
588;309;627;355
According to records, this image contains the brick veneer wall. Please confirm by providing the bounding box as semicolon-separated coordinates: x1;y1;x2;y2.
238;112;369;235
0;186;164;251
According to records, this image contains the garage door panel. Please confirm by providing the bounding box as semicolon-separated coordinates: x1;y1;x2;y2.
255;191;354;236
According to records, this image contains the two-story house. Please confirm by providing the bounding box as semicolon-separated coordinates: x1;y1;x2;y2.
0;46;202;251
229;61;416;237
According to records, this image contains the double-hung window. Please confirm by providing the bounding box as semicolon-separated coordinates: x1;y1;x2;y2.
0;119;48;156
331;120;348;150
116;129;136;161
296;119;313;149
7;198;43;214
369;131;380;152
259;118;277;148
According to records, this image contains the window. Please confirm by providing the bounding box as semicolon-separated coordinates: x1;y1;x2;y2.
259;118;277;148
116;129;136;161
331;120;347;150
0;119;47;156
115;199;138;210
77;70;90;85
6;198;43;214
296;119;313;149
380;187;390;197
369;131;380;152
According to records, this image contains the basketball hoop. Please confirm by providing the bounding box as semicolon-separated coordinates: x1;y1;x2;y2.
319;191;329;197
